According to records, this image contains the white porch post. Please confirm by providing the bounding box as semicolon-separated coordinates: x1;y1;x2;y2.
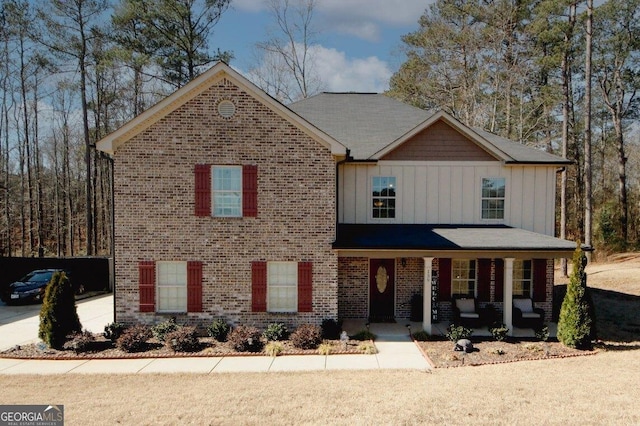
504;258;515;336
422;257;435;334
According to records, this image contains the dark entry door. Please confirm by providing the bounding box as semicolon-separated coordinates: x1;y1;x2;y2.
369;259;395;321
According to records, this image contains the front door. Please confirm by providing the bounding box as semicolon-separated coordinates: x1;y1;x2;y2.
369;259;395;321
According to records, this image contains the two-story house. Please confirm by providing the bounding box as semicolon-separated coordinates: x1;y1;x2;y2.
97;62;578;335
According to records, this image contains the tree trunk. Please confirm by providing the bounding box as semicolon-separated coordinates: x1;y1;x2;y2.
613;117;628;243
583;0;593;253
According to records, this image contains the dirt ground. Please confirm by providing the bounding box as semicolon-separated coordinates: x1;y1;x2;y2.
1;254;639;425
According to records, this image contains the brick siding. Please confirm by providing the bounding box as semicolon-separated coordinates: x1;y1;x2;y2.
113;77;337;329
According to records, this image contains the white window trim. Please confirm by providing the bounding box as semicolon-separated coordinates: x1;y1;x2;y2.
480;177;506;221
267;261;298;313
451;259;477;297
371;175;398;222
211;165;242;218
156;261;187;313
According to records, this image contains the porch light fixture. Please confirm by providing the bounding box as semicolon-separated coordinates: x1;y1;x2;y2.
401;258;407;267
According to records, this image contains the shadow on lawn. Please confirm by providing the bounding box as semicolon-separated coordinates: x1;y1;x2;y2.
554;284;640;346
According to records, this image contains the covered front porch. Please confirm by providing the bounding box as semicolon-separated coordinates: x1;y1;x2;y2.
334;224;581;337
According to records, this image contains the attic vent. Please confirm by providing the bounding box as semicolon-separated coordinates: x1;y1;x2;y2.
218;100;236;118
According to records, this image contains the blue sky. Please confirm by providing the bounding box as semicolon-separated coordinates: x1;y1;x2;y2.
213;0;434;93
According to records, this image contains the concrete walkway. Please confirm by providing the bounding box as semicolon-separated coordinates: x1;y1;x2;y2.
0;294;114;351
0;306;431;374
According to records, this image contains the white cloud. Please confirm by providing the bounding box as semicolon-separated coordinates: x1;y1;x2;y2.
233;0;433;41
313;45;392;93
319;0;430;26
243;43;392;100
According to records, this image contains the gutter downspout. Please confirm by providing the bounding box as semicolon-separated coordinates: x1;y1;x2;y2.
108;155;116;323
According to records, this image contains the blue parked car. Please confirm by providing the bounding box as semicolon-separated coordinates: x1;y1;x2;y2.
1;269;71;305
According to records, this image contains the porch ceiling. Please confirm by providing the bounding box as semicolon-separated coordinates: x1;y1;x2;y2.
333;224;584;256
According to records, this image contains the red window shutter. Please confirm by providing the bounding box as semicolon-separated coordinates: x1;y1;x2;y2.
494;259;504;302
194;164;211;216
438;258;452;301
298;262;313;312
187;261;203;312
533;259;548;302
251;261;267;312
242;165;258;217
477;259;491;302
138;261;156;313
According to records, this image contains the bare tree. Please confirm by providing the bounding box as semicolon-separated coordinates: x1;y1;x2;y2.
250;0;324;102
37;0;110;256
592;0;640;246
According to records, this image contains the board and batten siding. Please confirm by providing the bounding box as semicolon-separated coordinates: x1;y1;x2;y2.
338;161;557;236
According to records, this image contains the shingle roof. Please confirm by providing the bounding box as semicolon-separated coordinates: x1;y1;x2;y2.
333;224;581;252
289;93;431;159
472;128;570;164
289;93;570;164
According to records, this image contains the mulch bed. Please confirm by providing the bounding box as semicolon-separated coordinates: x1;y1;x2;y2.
415;338;597;368
0;335;369;360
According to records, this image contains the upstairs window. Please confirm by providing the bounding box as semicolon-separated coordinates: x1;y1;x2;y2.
194;164;258;217
213;166;242;217
481;177;505;219
372;176;396;219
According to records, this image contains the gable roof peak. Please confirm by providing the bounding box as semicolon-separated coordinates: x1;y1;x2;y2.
96;62;346;156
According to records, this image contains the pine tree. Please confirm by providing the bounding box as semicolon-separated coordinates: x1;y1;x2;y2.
557;244;595;349
38;271;82;349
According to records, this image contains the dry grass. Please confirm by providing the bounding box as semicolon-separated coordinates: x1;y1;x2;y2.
1;255;639;425
1;352;639;425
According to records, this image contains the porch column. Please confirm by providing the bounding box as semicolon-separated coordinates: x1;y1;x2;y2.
422;257;435;334
504;257;515;336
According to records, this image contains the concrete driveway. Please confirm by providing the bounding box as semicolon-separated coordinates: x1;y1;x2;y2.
0;294;114;351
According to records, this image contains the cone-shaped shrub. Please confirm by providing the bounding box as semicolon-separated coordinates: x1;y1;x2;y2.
557;244;595;349
38;271;82;349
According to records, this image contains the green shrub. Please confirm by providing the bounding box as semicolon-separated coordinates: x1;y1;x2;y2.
63;330;95;353
166;326;200;352
104;322;126;343
116;325;152;353
207;319;231;342
411;330;430;342
227;325;264;352
350;330;377;341
558;245;595;349
152;317;179;342
265;342;284;357
321;318;342;340
38;271;82;349
290;324;323;349
445;325;473;342
535;325;550;342
263;322;289;341
489;324;509;341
